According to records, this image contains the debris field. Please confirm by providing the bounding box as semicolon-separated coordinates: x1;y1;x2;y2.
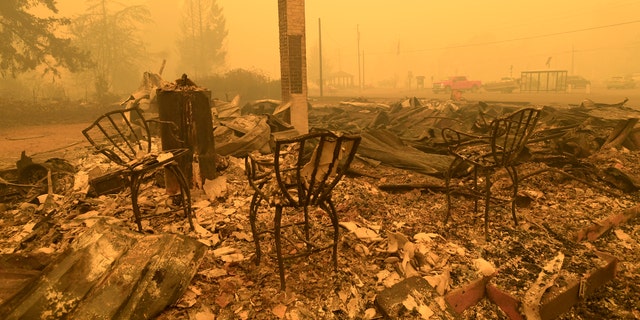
0;96;639;319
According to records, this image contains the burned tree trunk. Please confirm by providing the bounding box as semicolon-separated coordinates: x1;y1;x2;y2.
157;76;217;189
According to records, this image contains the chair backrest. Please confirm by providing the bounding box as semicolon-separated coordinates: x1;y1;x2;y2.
273;131;361;207
82;107;152;167
490;107;542;166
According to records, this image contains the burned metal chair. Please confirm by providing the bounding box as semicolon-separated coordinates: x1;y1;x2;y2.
245;130;361;290
442;107;542;238
82;106;194;232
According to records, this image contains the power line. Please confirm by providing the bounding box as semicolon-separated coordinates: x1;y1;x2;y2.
363;19;640;56
432;19;640;51
480;0;640;35
315;16;640;59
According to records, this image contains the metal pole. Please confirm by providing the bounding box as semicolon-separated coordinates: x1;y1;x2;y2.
357;24;361;90
319;18;323;97
362;50;365;89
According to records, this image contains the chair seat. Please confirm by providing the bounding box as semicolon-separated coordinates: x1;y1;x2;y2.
246;152;300;206
128;149;188;173
452;143;503;168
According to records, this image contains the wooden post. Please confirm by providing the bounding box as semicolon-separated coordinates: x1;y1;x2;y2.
157;76;217;189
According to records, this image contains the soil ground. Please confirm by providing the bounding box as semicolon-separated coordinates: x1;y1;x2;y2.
0;122;91;169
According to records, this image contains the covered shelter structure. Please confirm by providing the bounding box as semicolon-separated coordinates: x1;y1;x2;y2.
520;70;568;93
326;71;355;89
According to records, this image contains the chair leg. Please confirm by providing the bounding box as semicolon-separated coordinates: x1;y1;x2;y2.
326;199;340;271
130;174;144;232
249;192;262;265
506;166;519;226
296;200;341;271
167;164;194;231
274;205;286;291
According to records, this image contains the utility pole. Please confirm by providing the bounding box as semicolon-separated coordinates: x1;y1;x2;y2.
362;50;365;89
571;46;575;75
357;24;361;90
319;18;323;97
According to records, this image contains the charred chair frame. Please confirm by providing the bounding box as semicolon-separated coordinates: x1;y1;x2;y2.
442;107;542;239
245;130;361;290
82;106;194;232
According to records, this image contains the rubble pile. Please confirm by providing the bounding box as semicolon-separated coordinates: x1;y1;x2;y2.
0;96;639;319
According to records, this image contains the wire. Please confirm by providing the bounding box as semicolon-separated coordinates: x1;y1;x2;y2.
436;19;640;50
363;19;640;56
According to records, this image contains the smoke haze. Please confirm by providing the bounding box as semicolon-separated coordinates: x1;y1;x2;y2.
36;0;640;86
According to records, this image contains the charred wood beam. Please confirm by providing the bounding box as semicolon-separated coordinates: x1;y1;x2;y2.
600;118;639;150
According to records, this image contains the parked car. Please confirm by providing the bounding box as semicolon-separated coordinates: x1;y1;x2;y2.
566;75;591;89
606;76;635;89
483;77;519;93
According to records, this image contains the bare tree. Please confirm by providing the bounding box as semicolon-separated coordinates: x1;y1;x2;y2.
177;0;228;79
71;0;150;100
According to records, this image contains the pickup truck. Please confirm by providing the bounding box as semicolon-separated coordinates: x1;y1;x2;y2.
432;76;482;94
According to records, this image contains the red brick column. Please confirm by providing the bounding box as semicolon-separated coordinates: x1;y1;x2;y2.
278;0;309;134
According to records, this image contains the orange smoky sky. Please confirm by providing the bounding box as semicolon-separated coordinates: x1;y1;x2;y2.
54;0;640;84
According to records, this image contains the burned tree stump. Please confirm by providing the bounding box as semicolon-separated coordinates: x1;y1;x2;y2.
157;76;217;189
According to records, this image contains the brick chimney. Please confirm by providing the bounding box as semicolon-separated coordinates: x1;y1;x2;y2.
278;0;308;134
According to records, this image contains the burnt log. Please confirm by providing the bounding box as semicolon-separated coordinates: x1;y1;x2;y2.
601;118;639;150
